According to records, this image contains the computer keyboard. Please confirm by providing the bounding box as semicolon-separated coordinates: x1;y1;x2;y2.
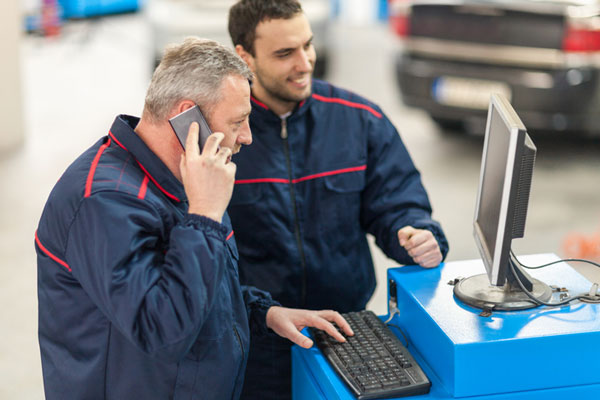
309;310;431;399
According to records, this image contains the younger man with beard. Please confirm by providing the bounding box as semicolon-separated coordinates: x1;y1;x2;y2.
227;1;449;398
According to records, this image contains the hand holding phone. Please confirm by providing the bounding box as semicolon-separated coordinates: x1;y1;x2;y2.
179;128;236;223
169;105;212;151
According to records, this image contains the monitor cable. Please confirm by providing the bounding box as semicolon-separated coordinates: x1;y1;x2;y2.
510;250;600;306
383;291;410;347
513;252;600;271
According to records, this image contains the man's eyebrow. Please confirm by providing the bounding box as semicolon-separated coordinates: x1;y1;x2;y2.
232;110;251;122
273;47;295;56
272;36;314;56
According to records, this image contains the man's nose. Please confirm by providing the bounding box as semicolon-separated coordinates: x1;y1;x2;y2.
297;48;314;73
238;122;252;146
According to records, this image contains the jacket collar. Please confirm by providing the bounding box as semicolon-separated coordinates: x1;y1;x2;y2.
108;115;186;203
249;85;316;124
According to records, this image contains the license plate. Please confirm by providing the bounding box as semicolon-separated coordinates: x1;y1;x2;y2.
432;77;511;110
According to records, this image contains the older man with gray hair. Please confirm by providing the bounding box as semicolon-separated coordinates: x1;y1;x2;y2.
35;37;352;400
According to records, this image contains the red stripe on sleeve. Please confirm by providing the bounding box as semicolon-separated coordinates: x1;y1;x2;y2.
35;231;71;272
226;231;234;241
312;94;382;118
85;138;112;198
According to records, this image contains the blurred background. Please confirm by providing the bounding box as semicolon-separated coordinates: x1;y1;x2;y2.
2;0;600;397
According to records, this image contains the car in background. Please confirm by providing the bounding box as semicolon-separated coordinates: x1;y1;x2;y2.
145;0;332;78
389;0;600;136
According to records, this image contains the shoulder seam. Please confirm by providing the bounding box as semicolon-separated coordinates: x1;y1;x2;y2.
85;138;112;198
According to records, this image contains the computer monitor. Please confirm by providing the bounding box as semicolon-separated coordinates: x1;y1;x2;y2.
453;94;553;311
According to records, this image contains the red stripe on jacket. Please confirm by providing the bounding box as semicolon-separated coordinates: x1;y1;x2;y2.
235;165;366;185
251;95;269;110
85;138;112;198
235;178;289;184
311;94;382;118
108;131;181;203
108;131;127;150
293;165;367;183
35;231;71;272
138;175;149;199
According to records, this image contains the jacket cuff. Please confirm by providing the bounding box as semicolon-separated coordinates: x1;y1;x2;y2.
183;214;228;239
411;220;450;262
250;298;281;336
388;219;449;265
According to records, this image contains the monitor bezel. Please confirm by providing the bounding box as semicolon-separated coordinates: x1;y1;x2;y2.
473;94;528;286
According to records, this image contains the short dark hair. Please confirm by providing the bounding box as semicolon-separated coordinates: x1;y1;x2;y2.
228;0;303;56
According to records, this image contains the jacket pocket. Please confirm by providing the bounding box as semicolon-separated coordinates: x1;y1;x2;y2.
227;183;271;260
323;169;366;193
318;169;366;236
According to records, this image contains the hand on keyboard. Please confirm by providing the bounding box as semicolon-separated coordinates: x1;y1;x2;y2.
266;307;354;348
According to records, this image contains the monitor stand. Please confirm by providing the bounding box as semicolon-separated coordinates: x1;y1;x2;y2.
453;256;553;311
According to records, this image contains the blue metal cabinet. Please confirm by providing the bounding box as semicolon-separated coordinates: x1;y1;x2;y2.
292;254;600;399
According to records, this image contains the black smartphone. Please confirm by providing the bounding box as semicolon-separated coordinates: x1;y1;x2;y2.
168;105;212;151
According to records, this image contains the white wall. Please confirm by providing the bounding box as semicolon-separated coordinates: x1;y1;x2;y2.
0;0;24;153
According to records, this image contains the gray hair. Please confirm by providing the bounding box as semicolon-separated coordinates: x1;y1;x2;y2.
143;37;252;122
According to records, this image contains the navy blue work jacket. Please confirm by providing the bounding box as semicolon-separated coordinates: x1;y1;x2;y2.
228;80;449;312
35;115;275;400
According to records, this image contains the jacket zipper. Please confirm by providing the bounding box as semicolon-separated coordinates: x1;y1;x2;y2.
233;325;245;361
280;118;308;307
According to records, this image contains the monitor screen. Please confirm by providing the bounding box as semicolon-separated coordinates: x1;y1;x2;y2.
473;94;535;286
454;94;552;311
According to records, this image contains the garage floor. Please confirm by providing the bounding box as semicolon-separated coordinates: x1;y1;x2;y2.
2;12;599;399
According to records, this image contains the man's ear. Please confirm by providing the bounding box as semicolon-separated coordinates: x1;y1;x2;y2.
169;99;196;119
235;44;254;70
